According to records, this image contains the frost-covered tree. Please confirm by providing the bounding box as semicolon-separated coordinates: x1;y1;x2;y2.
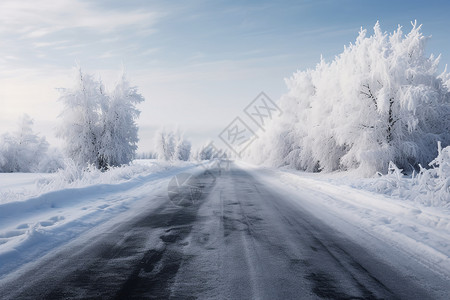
246;21;450;175
37;147;65;173
57;68;105;168
174;135;191;161
195;141;228;161
99;72;144;168
154;128;191;161
154;129;175;161
57;68;144;169
439;66;450;90
135;151;157;159
0;151;5;169
0;114;49;172
196;142;214;161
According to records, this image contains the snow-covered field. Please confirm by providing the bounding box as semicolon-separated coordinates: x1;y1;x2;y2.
0;173;56;203
0;160;199;278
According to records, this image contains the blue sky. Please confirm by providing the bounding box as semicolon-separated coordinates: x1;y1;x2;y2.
1;0;449;151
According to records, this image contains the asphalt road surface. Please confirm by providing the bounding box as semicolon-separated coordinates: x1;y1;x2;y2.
0;166;443;299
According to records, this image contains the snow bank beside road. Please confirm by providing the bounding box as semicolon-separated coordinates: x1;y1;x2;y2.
241;162;450;280
0;159;172;204
0;160;197;279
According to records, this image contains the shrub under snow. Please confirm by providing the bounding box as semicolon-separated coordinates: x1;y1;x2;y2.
413;142;450;205
246;21;450;176
39;159;164;189
370;142;449;206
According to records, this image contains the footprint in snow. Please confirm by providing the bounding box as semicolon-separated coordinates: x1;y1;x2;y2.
39;221;54;227
379;216;391;224
16;223;29;229
39;216;65;227
0;230;24;238
0;224;32;240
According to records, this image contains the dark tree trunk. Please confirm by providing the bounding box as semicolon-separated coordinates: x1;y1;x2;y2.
387;97;394;144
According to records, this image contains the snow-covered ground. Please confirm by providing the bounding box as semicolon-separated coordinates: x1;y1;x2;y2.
0;160;173;204
0;160;200;278
0;159;448;289
0;173;56;204
240;161;450;280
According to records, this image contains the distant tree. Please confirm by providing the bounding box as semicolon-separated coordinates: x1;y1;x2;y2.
154;128;175;161
154;128;191;161
174;135;191;161
135;151;158;159
36;147;65;173
196;142;214;161
0;150;5;169
0;114;49;172
195;141;227;161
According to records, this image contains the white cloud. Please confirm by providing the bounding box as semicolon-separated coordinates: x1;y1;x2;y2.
137;48;160;57
4;56;20;61
0;0;163;38
0;0;166;76
32;40;70;48
98;51;116;59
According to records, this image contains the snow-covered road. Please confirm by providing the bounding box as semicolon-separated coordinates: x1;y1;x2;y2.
0;164;448;299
